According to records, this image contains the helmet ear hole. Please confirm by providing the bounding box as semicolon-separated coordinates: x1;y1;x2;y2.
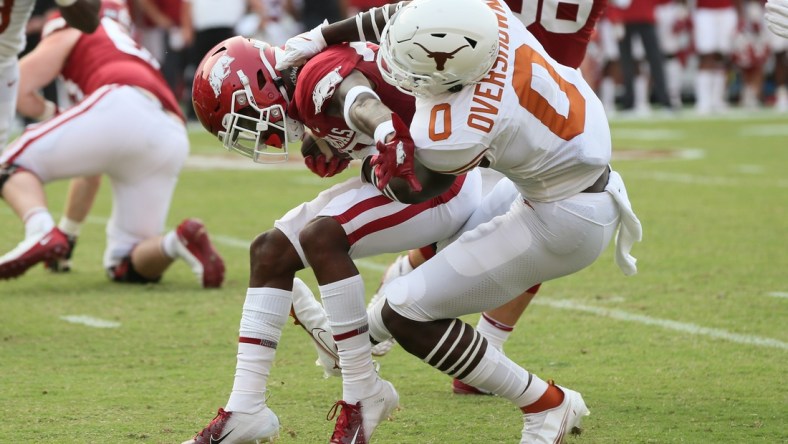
256;70;266;91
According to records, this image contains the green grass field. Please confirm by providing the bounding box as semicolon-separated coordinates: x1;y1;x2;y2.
1;111;786;443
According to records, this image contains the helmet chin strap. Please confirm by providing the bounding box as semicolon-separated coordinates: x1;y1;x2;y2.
258;43;291;104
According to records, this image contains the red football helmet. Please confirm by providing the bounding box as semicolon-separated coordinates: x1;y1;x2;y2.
192;36;303;163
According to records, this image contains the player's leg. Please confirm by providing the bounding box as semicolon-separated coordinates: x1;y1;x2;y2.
693;8;718;114
0;93;116;279
296;172;480;442
0;166;69;279
100;89;223;287
0;61;19;148
45;175;102;272
378;191;622;442
185;223;309;443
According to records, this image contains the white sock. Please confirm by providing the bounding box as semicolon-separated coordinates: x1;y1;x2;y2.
634;74;649;111
462;345;548;407
161;230;179;259
711;70;728;109
57;216;83;238
320;275;378;403
23;207;54;239
600;77;616;112
694;70;713;113
225;287;291;413
664;59;683;107
476;313;514;352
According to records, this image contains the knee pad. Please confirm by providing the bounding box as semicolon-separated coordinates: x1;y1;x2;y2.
107;256;161;284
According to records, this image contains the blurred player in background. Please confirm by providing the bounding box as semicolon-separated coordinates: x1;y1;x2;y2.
275;0;607;396
183;35;481;443
0;0;100;149
0;1;225;288
692;0;743;114
655;0;692;109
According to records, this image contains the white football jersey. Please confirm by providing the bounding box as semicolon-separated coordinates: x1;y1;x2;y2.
0;0;35;64
410;0;611;203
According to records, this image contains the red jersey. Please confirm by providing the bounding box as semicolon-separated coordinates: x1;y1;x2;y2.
696;0;735;8
508;0;607;68
288;43;416;157
43;7;183;120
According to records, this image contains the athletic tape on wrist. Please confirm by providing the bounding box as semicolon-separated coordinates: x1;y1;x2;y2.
343;85;381;134
374;120;395;144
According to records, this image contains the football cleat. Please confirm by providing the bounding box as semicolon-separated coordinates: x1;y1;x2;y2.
174;218;225;288
182;407;279;444
452;378;493;396
0;227;69;280
44;234;77;273
521;383;590;444
328;378;399;444
290;277;342;378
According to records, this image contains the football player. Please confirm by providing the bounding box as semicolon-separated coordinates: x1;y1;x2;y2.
283;0;642;441
275;0;608;396
184;36;483;443
0;0;99;149
0;1;225;287
691;0;744;114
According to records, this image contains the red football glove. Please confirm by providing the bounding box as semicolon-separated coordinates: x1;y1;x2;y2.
371;114;422;192
304;153;351;178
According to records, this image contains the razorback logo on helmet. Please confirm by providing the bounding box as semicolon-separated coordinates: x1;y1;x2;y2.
312;67;344;114
209;55;235;97
413;43;470;71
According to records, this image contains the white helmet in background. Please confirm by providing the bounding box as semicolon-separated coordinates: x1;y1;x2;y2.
377;0;500;97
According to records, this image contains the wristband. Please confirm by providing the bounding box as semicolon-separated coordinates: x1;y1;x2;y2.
374;120;395;144
55;0;78;7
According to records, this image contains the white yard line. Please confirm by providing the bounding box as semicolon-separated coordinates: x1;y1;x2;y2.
533;298;788;351
767;292;788;299
60;315;121;328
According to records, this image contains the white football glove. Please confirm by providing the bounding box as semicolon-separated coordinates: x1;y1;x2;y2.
275;21;328;70
766;0;788;39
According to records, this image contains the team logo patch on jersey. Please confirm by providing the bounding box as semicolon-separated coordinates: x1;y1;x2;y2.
209;55;235;98
313;67;344;114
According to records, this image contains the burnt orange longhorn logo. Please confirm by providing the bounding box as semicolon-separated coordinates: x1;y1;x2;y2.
413;43;469;71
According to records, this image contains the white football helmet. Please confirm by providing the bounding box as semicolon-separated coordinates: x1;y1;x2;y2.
377;0;500;97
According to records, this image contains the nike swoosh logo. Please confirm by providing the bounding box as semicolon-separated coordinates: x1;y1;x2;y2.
350;424;362;444
312;328;340;369
39;235;53;246
209;429;234;444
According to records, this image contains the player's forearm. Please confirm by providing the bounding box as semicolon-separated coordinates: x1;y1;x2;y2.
347;95;395;138
17;91;52;120
57;0;100;33
322;2;408;45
